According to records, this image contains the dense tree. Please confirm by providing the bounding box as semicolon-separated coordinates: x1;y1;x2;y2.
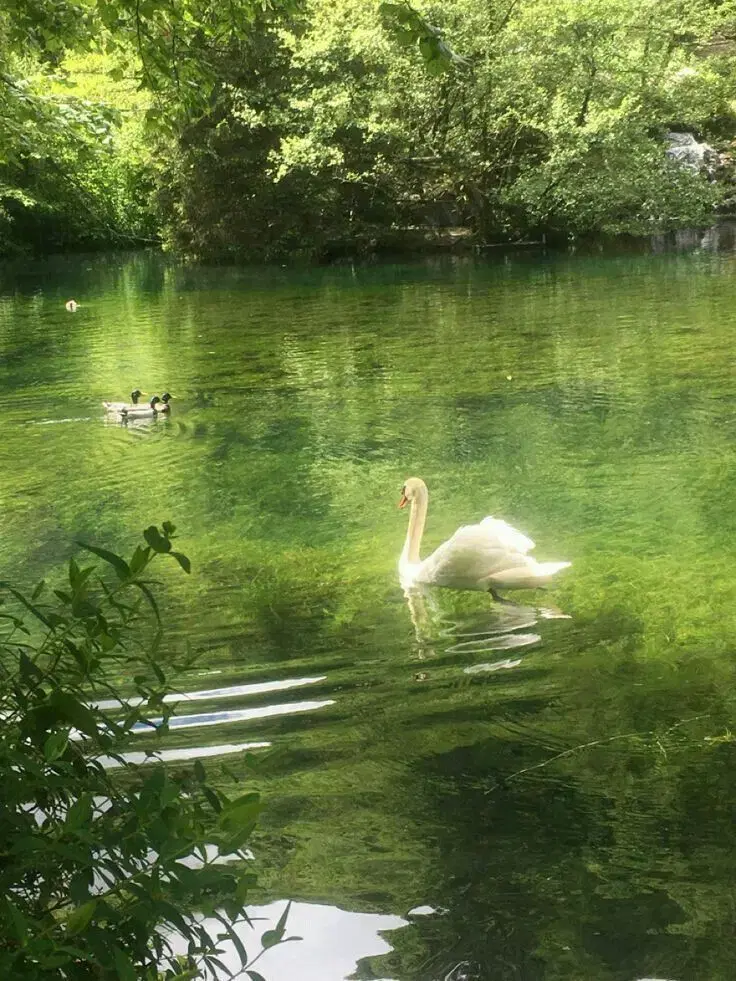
0;0;293;252
156;0;736;257
1;0;735;256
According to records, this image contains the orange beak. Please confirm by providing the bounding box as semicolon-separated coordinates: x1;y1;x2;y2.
398;493;408;509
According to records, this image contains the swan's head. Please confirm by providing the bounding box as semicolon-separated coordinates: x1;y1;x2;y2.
398;477;428;509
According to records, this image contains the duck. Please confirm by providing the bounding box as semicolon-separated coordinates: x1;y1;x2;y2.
156;392;173;413
103;389;145;413
118;396;163;420
398;477;570;600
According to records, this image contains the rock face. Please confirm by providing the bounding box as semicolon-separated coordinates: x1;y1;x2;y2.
665;131;718;172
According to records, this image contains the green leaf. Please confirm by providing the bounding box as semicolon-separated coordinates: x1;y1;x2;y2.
170;550;191;574
66;899;97;935
221;822;257;854
70;871;92;903
155;899;192;935
4;898;29;944
274;898;292;937
113;945;137;981
194;759;206;782
247;972;267;981
129;545;151;576
144;525;172;553
44;729;70;761
76;542;131;581
213;913;249;968
31;579;45;600
19;651;43;683
0;583;52;626
261;900;292;948
130;580;160;623
222;791;261;812
65;793;93;831
203;786;222;813
48;691;99;738
236;872;257;904
219;793;262;832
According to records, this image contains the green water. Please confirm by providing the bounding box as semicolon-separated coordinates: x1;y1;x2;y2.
2;244;736;980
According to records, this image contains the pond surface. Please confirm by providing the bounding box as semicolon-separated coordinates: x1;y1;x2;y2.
2;240;736;980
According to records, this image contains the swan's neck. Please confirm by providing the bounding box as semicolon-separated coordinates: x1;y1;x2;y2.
401;487;428;566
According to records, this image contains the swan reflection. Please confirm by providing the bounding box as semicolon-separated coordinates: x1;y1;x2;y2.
403;584;569;667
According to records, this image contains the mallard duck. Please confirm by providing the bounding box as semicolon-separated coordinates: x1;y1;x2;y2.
119;396;163;420
103;389;145;413
156;392;173;413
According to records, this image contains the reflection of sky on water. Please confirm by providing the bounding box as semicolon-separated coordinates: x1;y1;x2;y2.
464;657;524;674
132;698;335;733
97;740;271;769
91;674;325;711
88;674;333;766
168;901;407;981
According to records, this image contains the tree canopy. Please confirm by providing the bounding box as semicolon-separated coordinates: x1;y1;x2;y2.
1;0;735;257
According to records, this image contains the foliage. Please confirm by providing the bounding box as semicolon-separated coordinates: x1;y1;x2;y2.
2;0;736;256
154;0;736;258
0;523;294;980
0;0;294;254
0;41;158;253
1;0;295;116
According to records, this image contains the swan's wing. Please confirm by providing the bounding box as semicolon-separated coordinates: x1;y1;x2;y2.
417;522;531;589
479;517;535;553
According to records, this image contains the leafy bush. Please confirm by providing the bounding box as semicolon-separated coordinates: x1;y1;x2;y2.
0;523;291;980
0;49;158;256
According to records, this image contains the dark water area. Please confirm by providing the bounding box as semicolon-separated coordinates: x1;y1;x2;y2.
2;230;736;980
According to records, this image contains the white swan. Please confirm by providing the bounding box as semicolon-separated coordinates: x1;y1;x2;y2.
398;477;570;598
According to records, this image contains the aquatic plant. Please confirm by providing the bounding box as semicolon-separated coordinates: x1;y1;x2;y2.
0;523;292;979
